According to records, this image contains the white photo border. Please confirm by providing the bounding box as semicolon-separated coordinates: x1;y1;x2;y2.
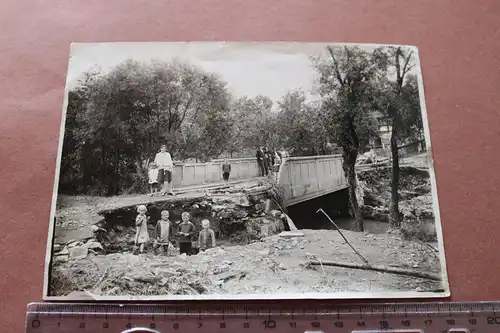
43;42;450;301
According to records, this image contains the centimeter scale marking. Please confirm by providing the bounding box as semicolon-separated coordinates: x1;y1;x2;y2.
25;302;500;333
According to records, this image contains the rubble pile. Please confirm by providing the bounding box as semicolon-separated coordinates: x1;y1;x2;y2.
52;192;286;263
50;229;443;297
50;170;444;298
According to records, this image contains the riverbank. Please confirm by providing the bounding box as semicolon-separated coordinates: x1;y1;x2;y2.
358;164;436;241
49;167;444;298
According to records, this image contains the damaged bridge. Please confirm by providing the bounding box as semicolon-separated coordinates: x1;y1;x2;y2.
169;154;348;207
277;155;348;206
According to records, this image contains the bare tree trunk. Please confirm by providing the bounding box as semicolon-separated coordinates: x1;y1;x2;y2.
388;47;413;229
114;147;120;194
342;148;363;232
389;126;401;228
101;145;107;195
147;133;152;159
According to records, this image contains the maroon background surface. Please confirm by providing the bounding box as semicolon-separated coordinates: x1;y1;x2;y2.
1;0;500;331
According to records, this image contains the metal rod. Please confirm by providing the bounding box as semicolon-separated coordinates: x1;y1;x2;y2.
316;208;369;264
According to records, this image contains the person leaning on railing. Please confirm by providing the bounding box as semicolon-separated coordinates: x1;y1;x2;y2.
273;151;281;172
256;146;268;176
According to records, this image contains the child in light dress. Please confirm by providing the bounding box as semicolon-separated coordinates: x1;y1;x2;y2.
148;162;159;196
134;205;150;254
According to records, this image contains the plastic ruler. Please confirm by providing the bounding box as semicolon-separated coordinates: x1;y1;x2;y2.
25;301;500;333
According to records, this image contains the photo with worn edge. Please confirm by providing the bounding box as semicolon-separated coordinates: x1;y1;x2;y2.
43;42;449;300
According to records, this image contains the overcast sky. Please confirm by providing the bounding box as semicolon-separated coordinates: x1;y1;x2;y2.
66;42;419;107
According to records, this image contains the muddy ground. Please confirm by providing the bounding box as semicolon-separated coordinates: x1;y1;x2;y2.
50;167;445;298
50;228;444;297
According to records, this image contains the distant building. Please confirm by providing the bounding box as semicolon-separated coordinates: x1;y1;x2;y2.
369;112;392;153
369;112;425;156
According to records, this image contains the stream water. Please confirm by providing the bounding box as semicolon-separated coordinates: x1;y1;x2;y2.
290;213;390;234
285;187;435;235
328;218;389;234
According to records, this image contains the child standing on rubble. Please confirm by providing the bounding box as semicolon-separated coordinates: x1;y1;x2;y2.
134;205;150;254
177;212;196;255
198;219;216;251
153;210;174;255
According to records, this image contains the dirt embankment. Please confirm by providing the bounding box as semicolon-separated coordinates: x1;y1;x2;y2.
95;193;286;254
358;166;436;241
53;191;286;253
50;174;444;298
50;190;289;296
50;229;444;298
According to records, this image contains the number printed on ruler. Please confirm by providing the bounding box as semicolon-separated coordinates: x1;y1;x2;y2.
24;301;500;333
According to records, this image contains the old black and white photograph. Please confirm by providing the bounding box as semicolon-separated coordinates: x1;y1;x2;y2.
44;42;449;300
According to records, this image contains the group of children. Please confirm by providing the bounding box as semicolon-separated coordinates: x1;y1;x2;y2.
134;205;216;256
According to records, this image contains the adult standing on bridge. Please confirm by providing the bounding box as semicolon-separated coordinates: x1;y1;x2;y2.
154;144;175;196
265;147;274;172
256;146;268;176
273;150;281;172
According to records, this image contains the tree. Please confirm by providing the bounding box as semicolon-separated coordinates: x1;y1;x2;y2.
190;78;234;161
397;74;423;146
58;71;99;194
274;90;330;156
377;47;421;229
312;46;384;231
227;96;274;157
60;59;233;195
145;60;232;161
276;90;308;153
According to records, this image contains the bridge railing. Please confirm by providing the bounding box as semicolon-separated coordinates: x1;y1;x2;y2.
278;155;348;205
171;157;260;188
168;154;349;203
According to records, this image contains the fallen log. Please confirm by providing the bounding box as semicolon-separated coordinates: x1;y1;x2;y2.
305;260;441;281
